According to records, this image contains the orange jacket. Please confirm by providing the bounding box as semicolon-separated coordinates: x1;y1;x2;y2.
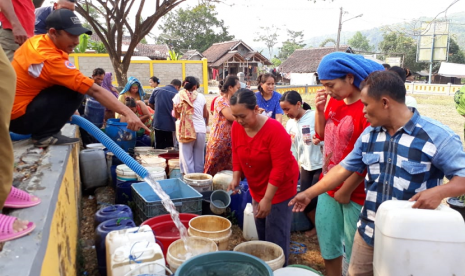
11;34;94;119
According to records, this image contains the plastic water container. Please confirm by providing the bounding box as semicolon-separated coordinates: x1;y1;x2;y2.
87;143;106;150
116;164;138;184
174;251;273;276
79;149;108;191
137;166;166;181
115;180;138;205
141;213;198;258
105;225;155;276
373;200;465;276
94;204;134;228
274;266;321;275
168;159;181;179
84;97;105;128
230;180;252;229
105;119;137;152
243;203;258;241
140;156;166;169
234;241;284;271
95;218;136;276
109;241;165;276
167;237;218;273
183;173;212;192
212;170;233;190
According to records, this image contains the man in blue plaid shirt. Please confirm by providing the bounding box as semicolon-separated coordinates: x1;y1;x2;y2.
290;70;465;276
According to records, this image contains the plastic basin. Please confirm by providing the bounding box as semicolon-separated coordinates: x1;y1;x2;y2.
141;213;198;257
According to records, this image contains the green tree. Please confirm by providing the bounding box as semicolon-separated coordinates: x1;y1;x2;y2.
254;25;280;59
348;31;373;52
379;31;425;72
158;4;234;53
271;57;282;67
277;29;305;60
75;0;194;86
74;34;89;53
319;38;336;47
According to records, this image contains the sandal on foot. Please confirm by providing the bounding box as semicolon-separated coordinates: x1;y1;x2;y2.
0;214;35;242
4;187;41;209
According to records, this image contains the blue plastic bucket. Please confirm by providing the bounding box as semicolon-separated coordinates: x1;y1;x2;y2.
115;180;139;205
95;218;136;276
93;204;133;228
105;119;136;152
175;251;273;276
84;97;105;128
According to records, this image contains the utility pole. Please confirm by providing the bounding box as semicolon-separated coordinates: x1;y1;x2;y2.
336;7;343;51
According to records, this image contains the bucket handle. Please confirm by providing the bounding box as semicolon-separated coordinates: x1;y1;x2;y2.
123;261;173;276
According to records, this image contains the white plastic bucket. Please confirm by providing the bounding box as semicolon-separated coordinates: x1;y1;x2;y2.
183;173;213;192
116;164;137;184
212;170;233;191
233;241;285;271
140;156;166;168
137;166;166;181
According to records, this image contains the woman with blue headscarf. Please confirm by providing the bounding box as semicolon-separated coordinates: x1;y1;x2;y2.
294;52;383;276
116;77;145;118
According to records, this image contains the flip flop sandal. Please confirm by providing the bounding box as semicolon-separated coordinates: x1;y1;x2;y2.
4;187;41;209
0;214;35;243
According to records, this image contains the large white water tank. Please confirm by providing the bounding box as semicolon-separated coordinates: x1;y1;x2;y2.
374;200;465;276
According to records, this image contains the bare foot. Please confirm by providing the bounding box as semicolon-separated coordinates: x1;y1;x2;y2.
29;195;40;203
12;218;29;232
304;228;317;238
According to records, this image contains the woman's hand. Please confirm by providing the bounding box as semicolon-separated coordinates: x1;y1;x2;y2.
227;179;240;195
312;135;321;145
256;198;272;218
315;89;328;113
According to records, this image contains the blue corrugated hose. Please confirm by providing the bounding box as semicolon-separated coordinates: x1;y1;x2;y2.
10;132;31;141
70;115;149;179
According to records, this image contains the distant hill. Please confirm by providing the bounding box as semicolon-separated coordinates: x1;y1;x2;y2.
303;11;465;51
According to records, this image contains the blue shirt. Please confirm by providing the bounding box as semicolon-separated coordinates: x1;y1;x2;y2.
149;85;178;131
255;91;283;119
34;6;53;35
340;109;465;247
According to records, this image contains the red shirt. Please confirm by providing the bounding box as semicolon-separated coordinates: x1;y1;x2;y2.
322;97;369;206
0;0;35;37
232;119;299;204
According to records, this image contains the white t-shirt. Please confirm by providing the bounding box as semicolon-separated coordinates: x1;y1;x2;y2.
285;110;324;171
173;92;207;133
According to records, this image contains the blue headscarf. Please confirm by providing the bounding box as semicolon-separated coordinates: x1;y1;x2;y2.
120;76;145;98
317;52;385;89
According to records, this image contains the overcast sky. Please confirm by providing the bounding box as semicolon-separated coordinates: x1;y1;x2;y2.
143;0;464;47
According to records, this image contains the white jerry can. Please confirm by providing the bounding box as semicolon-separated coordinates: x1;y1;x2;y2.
374;200;465;276
109;241;165;276
106;225;156;276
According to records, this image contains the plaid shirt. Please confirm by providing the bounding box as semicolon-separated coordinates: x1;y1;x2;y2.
341;109;465;247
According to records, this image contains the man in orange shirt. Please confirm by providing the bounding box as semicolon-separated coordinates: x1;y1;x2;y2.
9;9;148;147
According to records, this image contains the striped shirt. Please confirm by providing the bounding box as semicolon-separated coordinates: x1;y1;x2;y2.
341;109;465;246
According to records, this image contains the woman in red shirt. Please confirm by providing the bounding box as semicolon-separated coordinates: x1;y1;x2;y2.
228;88;299;266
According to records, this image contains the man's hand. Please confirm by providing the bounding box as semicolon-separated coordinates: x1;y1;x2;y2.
11;24;27;45
124;111;150;133
334;189;351;204
289;191;313;212
256;197;272;218
409;188;443;209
